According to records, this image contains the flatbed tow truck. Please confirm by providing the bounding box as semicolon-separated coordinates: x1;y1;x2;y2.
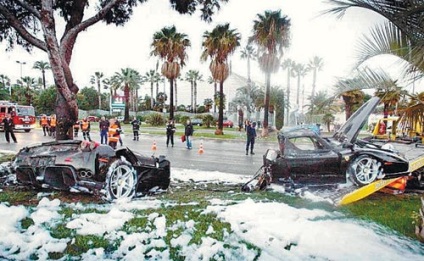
333;142;424;205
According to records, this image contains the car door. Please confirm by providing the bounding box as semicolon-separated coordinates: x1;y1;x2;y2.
284;136;340;183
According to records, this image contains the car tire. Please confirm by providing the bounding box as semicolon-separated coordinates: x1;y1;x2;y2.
105;159;137;200
348;155;381;186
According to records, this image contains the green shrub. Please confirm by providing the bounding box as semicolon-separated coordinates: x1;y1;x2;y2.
179;115;190;125
203;114;215;128
146;113;166;126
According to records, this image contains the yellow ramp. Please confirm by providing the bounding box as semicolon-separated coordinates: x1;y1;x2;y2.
338;177;403;206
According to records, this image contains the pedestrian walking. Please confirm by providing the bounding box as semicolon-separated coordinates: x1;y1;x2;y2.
130;116;140;141
2;113;17;143
185;119;194;149
245;121;257;155
166;119;176;147
40;114;49;136
99;116;109;144
80;118;92;141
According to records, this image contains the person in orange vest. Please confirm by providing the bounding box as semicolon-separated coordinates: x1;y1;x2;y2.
73;119;81;137
108;119;120;149
80;118;92;141
39;114;49;136
49;114;57;138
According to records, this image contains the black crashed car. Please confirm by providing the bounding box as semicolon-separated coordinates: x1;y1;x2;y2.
244;97;423;191
12;140;170;201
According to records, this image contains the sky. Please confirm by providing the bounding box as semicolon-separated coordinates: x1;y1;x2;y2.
0;167;423;260
0;0;412;106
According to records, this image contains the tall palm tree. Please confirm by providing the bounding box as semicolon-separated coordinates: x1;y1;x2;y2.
185;70;203;113
90;71;104;110
307;56;324;114
201;23;241;135
143;70;161;110
110;68;143;122
240;44;256;83
19;76;37;105
0;74;11;97
33;61;51;90
249;10;291;136
151;25;191;120
292;62;309;109
281;58;295;125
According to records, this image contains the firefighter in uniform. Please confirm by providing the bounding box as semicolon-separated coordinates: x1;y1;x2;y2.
108;119;121;149
80;118;92;141
49;114;57;138
40;114;49;136
73;119;81;137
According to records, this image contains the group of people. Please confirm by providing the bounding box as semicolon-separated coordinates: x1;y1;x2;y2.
165;119;193;149
40;114;57;138
71;116;141;149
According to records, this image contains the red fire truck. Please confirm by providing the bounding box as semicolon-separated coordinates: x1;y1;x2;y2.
0;101;36;132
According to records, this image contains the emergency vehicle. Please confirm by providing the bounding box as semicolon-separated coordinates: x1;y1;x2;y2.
0;100;36;132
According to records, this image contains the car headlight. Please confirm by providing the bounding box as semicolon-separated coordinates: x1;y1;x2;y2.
265;149;278;162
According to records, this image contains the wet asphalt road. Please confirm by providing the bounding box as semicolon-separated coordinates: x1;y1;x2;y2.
0;129;279;176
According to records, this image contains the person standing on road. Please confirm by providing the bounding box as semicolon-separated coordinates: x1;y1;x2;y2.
73;119;81;137
130;116;140;141
245;121;257;155
166;119;176;147
2;113;17;143
115;117;123;146
80;118;92;141
185;119;194;149
40;114;49;136
99;116;109;144
49;114;57;138
108;119;120;149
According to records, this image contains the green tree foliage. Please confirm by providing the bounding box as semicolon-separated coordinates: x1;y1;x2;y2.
78;87;99;111
249;10;291;135
34;86;56;115
201;23;240;135
0;0;227;140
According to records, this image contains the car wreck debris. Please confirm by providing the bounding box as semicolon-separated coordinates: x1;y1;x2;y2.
11;140;171;201
242;97;424;204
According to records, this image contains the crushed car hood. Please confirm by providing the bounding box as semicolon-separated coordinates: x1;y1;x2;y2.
333;97;380;143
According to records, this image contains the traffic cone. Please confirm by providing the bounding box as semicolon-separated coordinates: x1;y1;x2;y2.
198;142;204;154
151;140;157;151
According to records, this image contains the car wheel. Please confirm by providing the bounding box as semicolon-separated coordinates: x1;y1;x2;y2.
105;159;137;200
348;155;381;186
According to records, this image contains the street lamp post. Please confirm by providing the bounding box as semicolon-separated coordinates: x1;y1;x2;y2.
16;60;26;79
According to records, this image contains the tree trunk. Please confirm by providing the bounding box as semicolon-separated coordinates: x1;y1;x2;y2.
169;78;175;120
41;0;78;140
151;82;154;110
194;81;197;113
214;82;217;113
174;78;178;111
286;66;291;126
98;81;101;110
215;81;224;135
42;71;46;89
124;84;130;122
262;73;271;137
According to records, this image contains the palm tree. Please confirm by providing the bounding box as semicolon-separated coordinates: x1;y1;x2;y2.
201;23;240;135
19;76;37;105
292;62;309;110
0;74;11;97
90;71;104;110
143;70;161;110
326;0;424;82
249;10;291;136
33;61;51;90
110;68;143;122
151;25;191;120
335;78;366;120
307;56;324;114
185;70;203;113
281;58;295;125
240;44;256;83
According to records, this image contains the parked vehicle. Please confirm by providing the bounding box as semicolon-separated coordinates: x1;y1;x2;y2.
223;119;234;128
0;100;36;132
191;118;203;126
242;97;424;191
13;140;171;201
87;116;99;122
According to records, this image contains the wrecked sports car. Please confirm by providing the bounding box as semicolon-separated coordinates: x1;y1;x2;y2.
12;140;170;200
243;97;424;191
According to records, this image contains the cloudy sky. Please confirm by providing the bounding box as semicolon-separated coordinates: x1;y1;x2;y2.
1;0;406;105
